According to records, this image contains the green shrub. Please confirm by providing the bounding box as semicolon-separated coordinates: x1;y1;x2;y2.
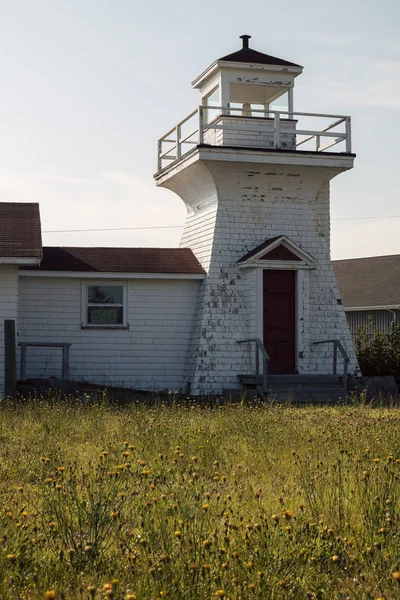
355;319;400;376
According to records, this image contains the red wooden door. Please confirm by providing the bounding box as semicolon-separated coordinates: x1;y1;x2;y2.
263;270;296;374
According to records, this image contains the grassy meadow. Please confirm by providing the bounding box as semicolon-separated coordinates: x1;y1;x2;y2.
0;397;400;599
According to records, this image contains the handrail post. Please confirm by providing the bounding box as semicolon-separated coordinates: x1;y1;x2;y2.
333;342;337;375
198;106;204;145
255;345;259;375
343;358;349;392
274;112;281;148
345;117;352;153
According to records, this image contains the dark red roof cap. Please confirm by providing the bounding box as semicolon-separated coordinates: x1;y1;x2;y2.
219;35;302;68
0;203;42;258
26;246;206;275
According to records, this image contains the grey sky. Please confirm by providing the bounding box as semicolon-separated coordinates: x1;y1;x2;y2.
0;0;399;259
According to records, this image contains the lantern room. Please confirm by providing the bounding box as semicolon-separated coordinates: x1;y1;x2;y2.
193;35;302;122
191;35;302;150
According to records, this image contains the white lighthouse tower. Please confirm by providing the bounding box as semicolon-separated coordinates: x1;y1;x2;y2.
155;35;357;398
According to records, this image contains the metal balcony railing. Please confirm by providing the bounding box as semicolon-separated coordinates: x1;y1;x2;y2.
237;338;270;394
157;105;352;171
312;339;350;391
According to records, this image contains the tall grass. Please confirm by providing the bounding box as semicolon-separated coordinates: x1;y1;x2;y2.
0;397;399;599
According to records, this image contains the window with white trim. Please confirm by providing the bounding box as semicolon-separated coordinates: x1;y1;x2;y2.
82;283;127;328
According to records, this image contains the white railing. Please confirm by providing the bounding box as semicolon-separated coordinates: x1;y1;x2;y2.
157;105;352;171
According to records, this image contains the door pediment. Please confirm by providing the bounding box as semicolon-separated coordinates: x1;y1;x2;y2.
237;235;317;269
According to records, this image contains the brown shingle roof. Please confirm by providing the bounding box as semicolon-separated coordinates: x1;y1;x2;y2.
0;203;42;258
25;246;206;275
333;255;400;308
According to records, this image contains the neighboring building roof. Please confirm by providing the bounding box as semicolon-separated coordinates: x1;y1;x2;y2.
24;246;206;275
333;255;400;309
219;47;302;68
0;202;42;259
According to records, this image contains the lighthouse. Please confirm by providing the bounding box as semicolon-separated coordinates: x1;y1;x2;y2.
155;35;357;398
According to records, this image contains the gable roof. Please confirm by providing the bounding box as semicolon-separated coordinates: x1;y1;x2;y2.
23;246;206;275
0;203;42;260
237;235;316;265
333;255;400;309
219;47;302;68
238;236;283;262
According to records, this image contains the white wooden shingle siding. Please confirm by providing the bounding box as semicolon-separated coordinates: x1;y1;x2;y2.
17;276;201;390
0;266;19;395
204;116;297;150
161;159;357;394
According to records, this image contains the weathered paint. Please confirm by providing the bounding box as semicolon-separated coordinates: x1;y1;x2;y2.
160;158;358;395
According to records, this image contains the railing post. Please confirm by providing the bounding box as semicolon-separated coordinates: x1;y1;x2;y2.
4;320;17;398
62;345;70;379
333;342;337;375
316;135;320;152
198;106;204;145
255;345;259;375
274;112;281;148
176;124;181;159
288;88;294;120
20;343;27;381
157;140;162;171
345;117;352;153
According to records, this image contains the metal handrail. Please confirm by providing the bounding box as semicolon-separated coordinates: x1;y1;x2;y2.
237;338;270;393
312;339;349;391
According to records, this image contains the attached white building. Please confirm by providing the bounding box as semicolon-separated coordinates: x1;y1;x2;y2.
0;36;357;398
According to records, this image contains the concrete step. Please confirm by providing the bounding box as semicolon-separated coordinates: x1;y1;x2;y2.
237;373;346;403
269;390;346;404
238;374;342;386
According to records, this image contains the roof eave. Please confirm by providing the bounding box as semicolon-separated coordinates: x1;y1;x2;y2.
18;270;206;280
0;257;42;266
192;60;303;88
343;304;400;312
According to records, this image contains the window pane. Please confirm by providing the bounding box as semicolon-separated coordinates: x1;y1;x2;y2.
88;286;123;304
87;307;123;325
